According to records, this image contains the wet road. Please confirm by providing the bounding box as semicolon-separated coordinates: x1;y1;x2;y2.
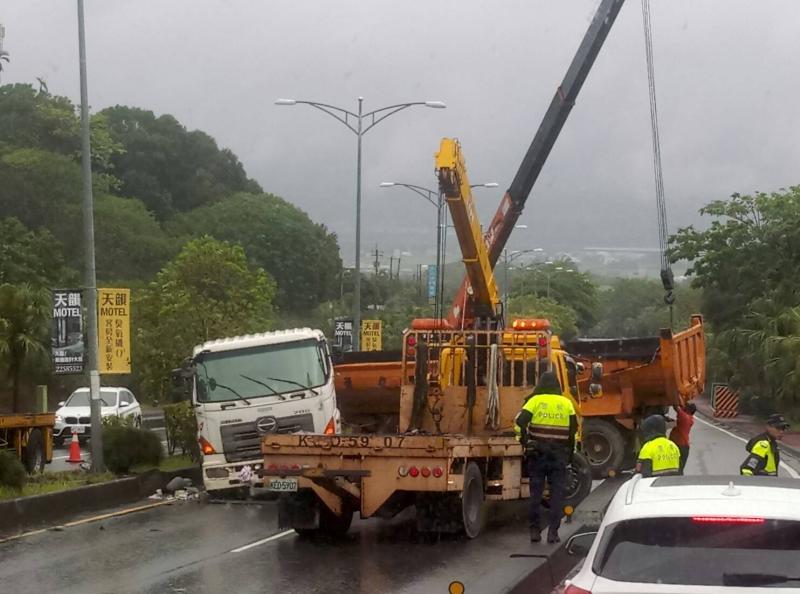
3;415;798;594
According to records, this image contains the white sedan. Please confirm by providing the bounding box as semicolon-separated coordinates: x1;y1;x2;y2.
53;387;142;446
564;474;800;593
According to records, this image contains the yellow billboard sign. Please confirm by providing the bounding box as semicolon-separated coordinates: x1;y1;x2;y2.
360;319;382;351
98;288;131;374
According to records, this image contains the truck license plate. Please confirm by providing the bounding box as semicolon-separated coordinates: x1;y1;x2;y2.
268;478;298;492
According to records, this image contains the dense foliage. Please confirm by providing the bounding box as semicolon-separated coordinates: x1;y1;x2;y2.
671;187;800;416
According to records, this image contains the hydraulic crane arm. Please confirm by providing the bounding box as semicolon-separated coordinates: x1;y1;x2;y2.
435;138;501;320
446;0;626;330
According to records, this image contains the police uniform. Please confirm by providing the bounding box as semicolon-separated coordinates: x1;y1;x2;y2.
637;435;681;477
740;413;789;476
515;391;577;543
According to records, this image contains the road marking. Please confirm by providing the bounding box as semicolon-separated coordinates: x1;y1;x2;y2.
695;415;800;479
230;529;294;553
0;500;173;545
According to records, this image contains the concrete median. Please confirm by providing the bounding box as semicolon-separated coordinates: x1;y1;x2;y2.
0;466;202;539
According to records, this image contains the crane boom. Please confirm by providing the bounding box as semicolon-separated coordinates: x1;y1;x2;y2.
446;0;626;329
435;138;501;320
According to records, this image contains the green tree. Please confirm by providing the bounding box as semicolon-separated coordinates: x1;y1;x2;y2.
506;294;579;339
0;284;51;412
173;192;342;313
0;218;74;286
93;194;177;282
135;237;276;402
510;261;598;331
101;106;261;218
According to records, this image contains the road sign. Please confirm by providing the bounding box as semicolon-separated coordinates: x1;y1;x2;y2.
360;319;382;351
98;288;131;374
427;264;438;303
333;317;354;352
52;289;85;375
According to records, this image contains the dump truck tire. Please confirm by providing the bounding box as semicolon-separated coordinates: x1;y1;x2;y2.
319;503;353;537
461;462;485;539
583;418;626;479
564;450;592;509
24;429;45;474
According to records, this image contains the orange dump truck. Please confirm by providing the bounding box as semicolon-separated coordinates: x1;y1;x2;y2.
566;315;706;477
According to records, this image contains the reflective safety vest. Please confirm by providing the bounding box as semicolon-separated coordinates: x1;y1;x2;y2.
741;438;778;476
520;393;575;442
638;436;681;476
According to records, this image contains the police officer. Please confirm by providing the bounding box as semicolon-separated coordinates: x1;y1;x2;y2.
515;371;577;544
636;414;681;477
740;413;790;476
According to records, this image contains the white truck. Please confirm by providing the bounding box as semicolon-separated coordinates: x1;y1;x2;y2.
183;328;340;495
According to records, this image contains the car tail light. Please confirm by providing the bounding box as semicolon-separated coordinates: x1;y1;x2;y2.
692;516;764;524
398;465;409;477
538;334;548;347
291;464;300;470
323;417;336;435
409;466;420;478
198;436;216;456
267;463;278;471
432;466;443;478
564;585;592;594
421;466;431;478
407;335;417;347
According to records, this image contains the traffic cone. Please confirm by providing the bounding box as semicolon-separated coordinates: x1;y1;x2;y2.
67;428;83;463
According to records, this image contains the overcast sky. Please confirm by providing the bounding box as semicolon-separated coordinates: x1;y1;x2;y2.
2;1;799;271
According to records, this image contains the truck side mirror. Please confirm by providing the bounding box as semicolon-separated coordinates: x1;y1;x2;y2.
170;363;193;402
591;362;603;382
589;383;603;397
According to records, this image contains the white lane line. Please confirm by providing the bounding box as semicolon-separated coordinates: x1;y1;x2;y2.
230;529;294;553
695;415;800;479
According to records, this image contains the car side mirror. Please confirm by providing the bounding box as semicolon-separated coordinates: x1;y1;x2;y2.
57;401;66;407
591;362;603;382
566;531;598;556
120;401;130;408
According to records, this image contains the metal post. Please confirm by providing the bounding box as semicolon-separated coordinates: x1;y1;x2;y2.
353;97;363;351
77;0;103;472
503;249;509;314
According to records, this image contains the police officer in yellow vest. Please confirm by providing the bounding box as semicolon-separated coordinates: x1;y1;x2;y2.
740;413;790;476
636;414;681;477
515;371;577;544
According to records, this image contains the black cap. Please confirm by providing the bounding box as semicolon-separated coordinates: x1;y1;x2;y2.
767;414;791;429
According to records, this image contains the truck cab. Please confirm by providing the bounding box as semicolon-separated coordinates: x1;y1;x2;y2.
186;328;340;494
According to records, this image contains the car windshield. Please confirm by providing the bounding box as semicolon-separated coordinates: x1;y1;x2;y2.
196;339;328;403
594;516;800;587
65;389;117;407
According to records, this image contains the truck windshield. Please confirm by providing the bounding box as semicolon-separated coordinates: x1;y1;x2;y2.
196;339;328;403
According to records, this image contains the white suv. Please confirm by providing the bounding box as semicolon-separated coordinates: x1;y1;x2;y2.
53;387;142;446
564;475;800;593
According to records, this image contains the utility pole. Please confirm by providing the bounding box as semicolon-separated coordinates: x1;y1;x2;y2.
372;245;383;276
388;256;394;281
77;0;104;472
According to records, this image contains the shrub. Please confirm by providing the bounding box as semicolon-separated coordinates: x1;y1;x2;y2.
164;401;200;462
0;450;27;492
103;426;163;474
102;414;136;428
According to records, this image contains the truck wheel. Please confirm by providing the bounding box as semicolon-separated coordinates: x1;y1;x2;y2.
461;462;485;539
24;429;45;474
318;503;353;537
563;451;592;509
582;418;626;479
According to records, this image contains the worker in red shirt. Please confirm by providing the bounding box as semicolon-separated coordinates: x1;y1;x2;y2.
669;402;697;472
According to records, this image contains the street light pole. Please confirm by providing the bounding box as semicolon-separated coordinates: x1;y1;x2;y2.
77;0;103;472
380;181;497;322
276;97;446;350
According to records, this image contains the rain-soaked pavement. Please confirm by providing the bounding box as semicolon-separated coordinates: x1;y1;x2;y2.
2;416;798;594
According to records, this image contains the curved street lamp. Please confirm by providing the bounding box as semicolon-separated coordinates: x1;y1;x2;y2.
277;97;446;349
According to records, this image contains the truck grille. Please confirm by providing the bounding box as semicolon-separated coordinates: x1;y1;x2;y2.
220;413;315;463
